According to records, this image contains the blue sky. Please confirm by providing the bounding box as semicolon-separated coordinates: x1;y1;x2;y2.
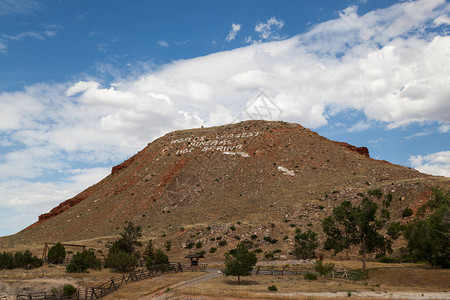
0;0;449;236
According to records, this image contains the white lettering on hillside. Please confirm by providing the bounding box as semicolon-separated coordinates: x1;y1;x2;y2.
170;131;260;157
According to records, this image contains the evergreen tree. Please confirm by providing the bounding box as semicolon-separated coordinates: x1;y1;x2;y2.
48;243;66;264
223;243;257;284
146;250;169;269
110;222;142;255
293;229;319;259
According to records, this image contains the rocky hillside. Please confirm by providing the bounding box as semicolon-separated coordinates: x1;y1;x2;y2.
1;120;448;258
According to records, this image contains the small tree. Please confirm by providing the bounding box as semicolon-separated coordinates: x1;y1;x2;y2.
146;250;169;269
66;250;101;273
48;243;66;264
104;250;138;272
404;187;449;268
143;239;155;259
314;260;334;283
14;250;43;269
223;243;257;284
110;222;142;255
322;197;387;271
293;229;319;259
0;252;14;269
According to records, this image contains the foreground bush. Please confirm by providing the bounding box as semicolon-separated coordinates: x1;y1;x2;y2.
0;250;42;270
146;250;169;269
304;272;318;280
66;250;101;273
48;243;66;264
63;284;77;297
105;250;138;272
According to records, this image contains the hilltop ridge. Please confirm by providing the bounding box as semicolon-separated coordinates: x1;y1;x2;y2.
1;121;448;257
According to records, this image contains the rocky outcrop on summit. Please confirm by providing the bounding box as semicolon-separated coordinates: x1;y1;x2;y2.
334;141;370;158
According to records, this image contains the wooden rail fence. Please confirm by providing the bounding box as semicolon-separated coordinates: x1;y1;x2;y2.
16;263;182;300
252;266;352;279
76;263;182;300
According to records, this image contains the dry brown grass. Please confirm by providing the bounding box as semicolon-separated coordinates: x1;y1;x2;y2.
169;264;450;300
102;272;204;300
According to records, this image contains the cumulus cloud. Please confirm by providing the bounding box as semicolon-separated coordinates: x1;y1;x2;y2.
409;151;450;177
255;17;284;40
226;23;241;41
1;0;450;234
434;14;450;26
156;40;169;47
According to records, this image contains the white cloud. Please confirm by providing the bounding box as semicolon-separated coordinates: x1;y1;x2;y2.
438;124;450;133
434;14;450;26
0;0;41;16
347;120;371;132
405;130;433;140
409;151;450;177
0;40;7;54
0;29;57;53
226;23;241;41
255;17;284;40
1;0;450;235
156;40;169;47
0;167;110;233
2;30;57;41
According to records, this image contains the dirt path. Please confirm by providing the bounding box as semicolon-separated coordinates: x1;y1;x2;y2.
138;269;222;300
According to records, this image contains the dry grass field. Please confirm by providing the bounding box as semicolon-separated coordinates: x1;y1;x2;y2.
1;260;449;299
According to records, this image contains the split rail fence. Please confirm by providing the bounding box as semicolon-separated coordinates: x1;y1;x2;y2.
16;263;182;300
76;263;182;299
252;265;352;279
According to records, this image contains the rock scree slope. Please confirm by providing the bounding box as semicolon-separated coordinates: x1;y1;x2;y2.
1;120;448;250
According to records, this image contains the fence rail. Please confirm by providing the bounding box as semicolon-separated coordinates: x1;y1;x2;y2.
252;266;354;279
16;292;73;300
76;263;182;300
16;263;182;300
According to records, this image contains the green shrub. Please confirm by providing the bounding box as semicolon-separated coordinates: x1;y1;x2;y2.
185;242;195;249
218;240;227;247
402;207;413;218
195;242;203;249
14;250;43;269
250;234;258;240
48;243;66;264
268;285;278;291
304;272;318;280
230;225;236;231
264;236;277;243
368;189;383;199
66;250;101;273
146;250;169;269
165;241;172;252
379;256;400;263
209;247;217;253
104;250;137;272
0;252;15;269
62;284;77;297
253;248;263;253
240;240;254;249
264;253;274;260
